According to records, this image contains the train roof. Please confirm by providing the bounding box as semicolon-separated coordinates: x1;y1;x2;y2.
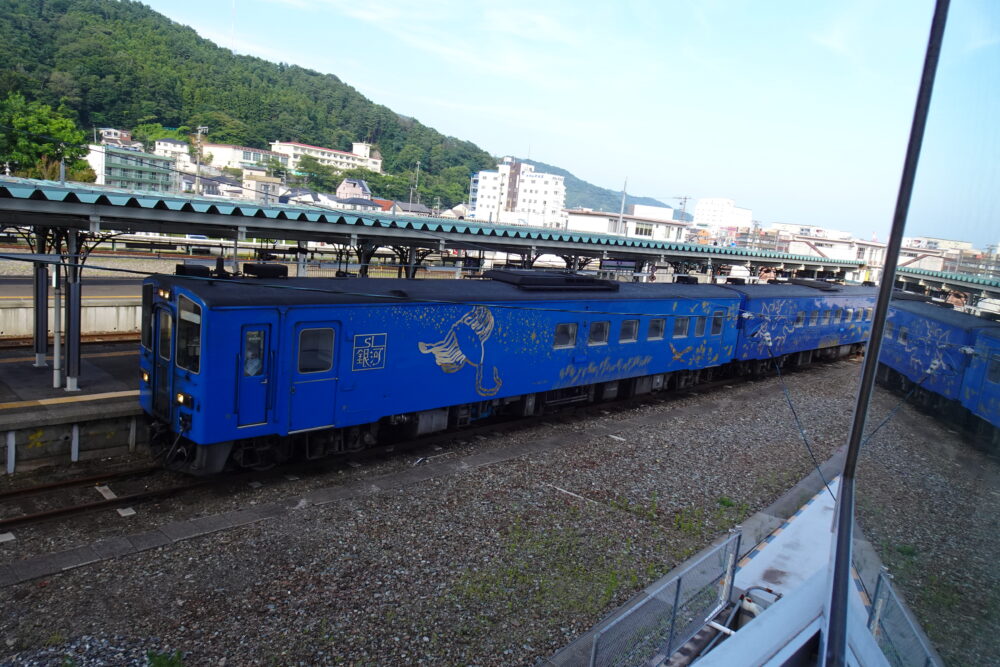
721;283;875;298
149;273;744;308
889;298;1000;332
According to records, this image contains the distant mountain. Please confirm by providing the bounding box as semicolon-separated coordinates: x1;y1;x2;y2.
520;159;669;213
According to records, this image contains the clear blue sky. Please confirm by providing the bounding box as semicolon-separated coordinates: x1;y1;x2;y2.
142;0;998;249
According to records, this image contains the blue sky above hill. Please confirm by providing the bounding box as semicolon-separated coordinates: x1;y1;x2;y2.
143;0;998;248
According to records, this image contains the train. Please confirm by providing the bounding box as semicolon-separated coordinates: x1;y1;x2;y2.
137;269;999;474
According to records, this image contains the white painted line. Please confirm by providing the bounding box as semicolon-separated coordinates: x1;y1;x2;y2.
117;507;136;517
0;532;15;543
543;483;599;505
609;434;626;442
95;485;117;500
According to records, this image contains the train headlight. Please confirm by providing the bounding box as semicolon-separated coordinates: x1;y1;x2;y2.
141;370;150;384
176;392;194;407
158;288;171;300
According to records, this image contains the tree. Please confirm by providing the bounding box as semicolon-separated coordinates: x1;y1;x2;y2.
0;93;87;172
294;154;337;192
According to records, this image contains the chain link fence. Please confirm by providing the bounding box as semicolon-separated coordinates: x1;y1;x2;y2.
589;531;741;667
867;571;941;667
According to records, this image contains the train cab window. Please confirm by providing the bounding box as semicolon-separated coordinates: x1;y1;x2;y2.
620;319;638;343
809;311;819;326
157;310;172;361
673;317;690;338
866;308;874;321
588;321;610;346
553;323;577;348
898;327;909;344
711;309;725;335
987;356;1000;384
648;319;665;340
885;321;895;339
298;328;334;373
141;283;152;349
821;311;832;325
176;295;202;373
694;316;707;337
794;311;806;328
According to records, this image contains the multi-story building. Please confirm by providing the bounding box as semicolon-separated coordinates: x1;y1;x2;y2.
242;169;282;204
152;138;193;171
336;178;372;200
269;141;382;174
470;157;567;227
97;128;144;150
565;208;688;242
85;144;176;193
692;198;753;230
202;144;290;171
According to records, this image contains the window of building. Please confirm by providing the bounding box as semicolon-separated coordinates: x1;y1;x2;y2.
635;223;653;237
298;328;334;373
856;247;866;259
620;319;638;343
694;316;707;337
176;295;202;373
588;321;610;345
648;318;665;340
711;309;725;335
554;323;577;348
673;317;690;338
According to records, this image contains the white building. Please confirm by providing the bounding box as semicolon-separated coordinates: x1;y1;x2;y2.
565;208;688;242
241;169;282;204
85;144;176;193
202;144;290;171
693;198;752;229
152;138;193;171
470;157;567;228
269;141;382;174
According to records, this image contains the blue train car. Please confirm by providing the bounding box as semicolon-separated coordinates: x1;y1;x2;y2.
726;283;876;370
139;270;741;473
879;298;1000;436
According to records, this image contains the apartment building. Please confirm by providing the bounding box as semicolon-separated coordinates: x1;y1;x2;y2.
85;144;176;193
202;144;290;171
269;141;382;173
470;157;567;227
565;208;688;242
692;198;752;229
152;138;193;171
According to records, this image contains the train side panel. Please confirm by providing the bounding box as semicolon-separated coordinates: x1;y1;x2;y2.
962;329;1000;428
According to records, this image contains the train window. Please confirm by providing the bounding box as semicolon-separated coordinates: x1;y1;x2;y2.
694;316;707;337
845;308;854;323
298;328;334;373
244;330;265;376
176;295;202;373
588;321;610;345
711;309;725;335
553;323;577;348
835;309;844;323
866;308;873;321
648;319;665;340
898;327;909;344
809;311;819;326
795;311;806;328
157;310;172;361
885;321;895;339
821;310;832;325
673;317;690;338
987;356;1000;384
620;319;638;343
141;283;152;349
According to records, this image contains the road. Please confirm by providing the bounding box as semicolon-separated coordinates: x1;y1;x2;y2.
0;277;143;299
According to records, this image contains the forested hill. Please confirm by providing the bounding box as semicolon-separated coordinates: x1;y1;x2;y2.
0;0;494;178
521;159;668;212
0;0;666;211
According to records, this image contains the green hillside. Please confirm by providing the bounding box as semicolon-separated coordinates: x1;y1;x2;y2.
0;0;666;210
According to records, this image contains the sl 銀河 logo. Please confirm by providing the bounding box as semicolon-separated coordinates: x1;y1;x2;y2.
418;306;502;396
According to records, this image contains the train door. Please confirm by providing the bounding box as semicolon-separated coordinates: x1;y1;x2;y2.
288;321;338;432
237;318;276;427
151;307;174;420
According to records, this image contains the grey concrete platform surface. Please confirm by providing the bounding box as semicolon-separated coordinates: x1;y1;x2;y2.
0;342;143;470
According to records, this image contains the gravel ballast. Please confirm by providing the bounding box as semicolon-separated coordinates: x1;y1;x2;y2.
1;360;996;666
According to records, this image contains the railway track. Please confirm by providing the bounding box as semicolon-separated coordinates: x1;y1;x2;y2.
1;358;845;532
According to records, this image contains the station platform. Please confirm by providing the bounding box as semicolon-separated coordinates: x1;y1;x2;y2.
0;342;143;472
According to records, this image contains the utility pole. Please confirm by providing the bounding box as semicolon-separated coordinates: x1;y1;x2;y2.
672;196;691;220
194;126;208;195
616;178;628;235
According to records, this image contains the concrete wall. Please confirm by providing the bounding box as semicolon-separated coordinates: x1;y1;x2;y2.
0;299;141;338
